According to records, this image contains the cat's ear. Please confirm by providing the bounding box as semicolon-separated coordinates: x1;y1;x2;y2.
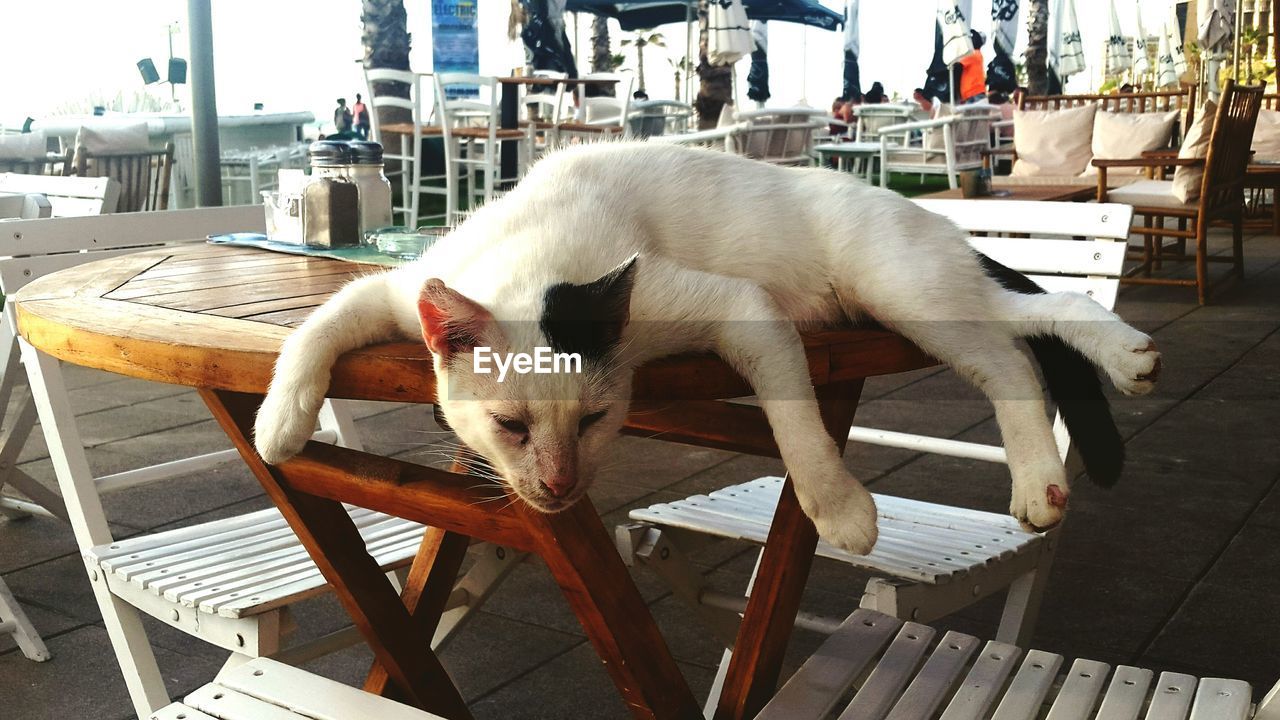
417;279;496;358
540;254;639;361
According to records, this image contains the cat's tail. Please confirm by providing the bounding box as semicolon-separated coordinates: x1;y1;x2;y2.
975;253;1125;487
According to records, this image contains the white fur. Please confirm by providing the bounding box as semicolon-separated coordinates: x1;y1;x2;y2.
254;142;1158;554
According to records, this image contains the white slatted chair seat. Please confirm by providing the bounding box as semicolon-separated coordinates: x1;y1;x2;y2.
150;658;445;720
86;506;423;620
630;476;1039;586
759;608;1259;720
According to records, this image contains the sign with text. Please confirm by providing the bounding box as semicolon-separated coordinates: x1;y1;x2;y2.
432;0;479;98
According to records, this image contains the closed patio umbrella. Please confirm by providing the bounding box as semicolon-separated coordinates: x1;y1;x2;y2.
708;0;752;66
1197;0;1235;99
842;0;860;101
1156;0;1188;88
937;0;973;105
1104;0;1131;79
521;0;578;77
1049;0;1085;92
747;20;770;103
987;0;1019;93
1132;0;1150;80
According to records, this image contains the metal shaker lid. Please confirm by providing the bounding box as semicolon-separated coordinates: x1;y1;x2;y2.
307;140;354;166
346;141;384;164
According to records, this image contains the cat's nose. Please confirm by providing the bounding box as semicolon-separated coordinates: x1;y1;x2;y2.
541;475;578;498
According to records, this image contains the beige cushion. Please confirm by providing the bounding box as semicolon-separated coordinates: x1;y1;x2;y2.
1108;179;1193;209
0;131;47;161
1253;108;1280;163
1011;105;1097;177
74;122;153;155
1171;100;1215;203
1081;110;1178;176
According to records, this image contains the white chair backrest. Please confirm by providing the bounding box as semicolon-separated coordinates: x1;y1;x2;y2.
363;68;430;144
523;71;570;125
0;173;119;217
434;73;501;140
577;73;634;127
731;108;825;165
853;104;920;141
0;205;265;297
915;199;1133;310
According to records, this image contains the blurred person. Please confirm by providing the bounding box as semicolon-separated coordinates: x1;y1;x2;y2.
958;30;987;104
352;93;370;140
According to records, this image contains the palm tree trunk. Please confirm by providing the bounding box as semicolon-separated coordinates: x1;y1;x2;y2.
591;14;615;96
1025;0;1049;95
637;43;646;92
695;0;733;129
360;0;412;125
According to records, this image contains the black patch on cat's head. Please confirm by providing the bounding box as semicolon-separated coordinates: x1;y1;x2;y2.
539;255;638;364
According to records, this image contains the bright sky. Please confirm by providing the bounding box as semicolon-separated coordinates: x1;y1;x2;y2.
0;1;1188;131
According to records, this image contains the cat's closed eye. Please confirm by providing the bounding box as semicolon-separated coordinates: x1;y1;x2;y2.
493;415;530;443
578;410;607;436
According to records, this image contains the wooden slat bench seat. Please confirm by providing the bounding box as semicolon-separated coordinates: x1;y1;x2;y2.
86;506;423;633
149;657;445;720
759;608;1258;720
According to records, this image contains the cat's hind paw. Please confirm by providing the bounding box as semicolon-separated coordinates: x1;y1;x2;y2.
1102;330;1161;396
1011;480;1068;532
802;482;879;555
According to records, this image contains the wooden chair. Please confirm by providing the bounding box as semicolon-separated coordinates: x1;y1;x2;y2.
0;172;119;216
619;199;1134;712
0;208;510;716
730;107;827;166
878;105;999;188
987;86;1200;178
365;67;448;228
74;142;173;212
755;606;1278;720
149;657;445;720
1096;80;1266;304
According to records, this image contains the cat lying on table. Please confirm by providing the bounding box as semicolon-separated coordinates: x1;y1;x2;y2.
253;142;1159;555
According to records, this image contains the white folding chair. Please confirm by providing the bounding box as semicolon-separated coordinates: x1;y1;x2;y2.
878;105;1000;189
365;68;447;228
618;200;1135;712
0;172;119;216
2;208;517;715
760;606;1278;720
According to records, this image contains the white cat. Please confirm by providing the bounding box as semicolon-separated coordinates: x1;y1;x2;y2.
253;142;1159;554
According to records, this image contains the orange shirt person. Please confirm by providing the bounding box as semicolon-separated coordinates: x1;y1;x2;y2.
957;31;987;104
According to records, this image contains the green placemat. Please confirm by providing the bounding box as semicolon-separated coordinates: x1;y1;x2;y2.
206;233;410;267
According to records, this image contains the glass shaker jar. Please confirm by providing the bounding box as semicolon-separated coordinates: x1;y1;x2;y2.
346;141;394;232
303;141;361;247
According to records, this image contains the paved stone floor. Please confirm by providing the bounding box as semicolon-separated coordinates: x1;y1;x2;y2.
1;228;1278;719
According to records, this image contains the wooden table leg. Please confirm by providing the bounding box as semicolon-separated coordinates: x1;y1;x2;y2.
201;389;473;720
365;453;476;698
521;498;703;720
364;525;472;699
714;379;866;720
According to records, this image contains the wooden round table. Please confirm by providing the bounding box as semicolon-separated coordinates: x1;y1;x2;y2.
14;243;937;720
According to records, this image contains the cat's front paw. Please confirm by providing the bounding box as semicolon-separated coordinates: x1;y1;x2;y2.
800;481;878;555
253;383;324;465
